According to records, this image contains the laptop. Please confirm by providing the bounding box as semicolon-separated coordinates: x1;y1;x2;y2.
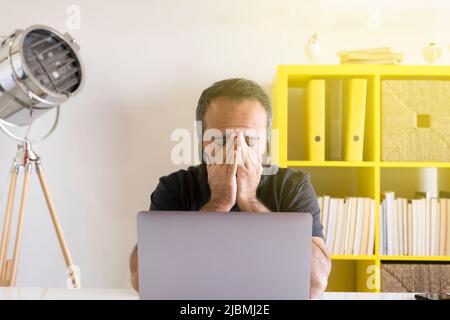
137;211;312;300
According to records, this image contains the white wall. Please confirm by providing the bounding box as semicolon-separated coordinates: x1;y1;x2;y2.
0;0;449;289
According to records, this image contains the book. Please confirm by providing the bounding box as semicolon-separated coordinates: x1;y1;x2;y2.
446;199;450;256
322;195;330;240
439;198;447;255
359;198;372;255
383;192;395;255
343;79;367;161
397;199;403;255
345;197;358;254
407;202;413;255
353;197;365;255
319;195;376;255
367;199;376;255
379;203;384;255
431;199;439;256
338;47;403;65
305;79;325;161
425;198;431;256
340;59;401;65
412;199;419;256
402;198;408;255
339;52;404;61
334;198;346;254
337;47;392;55
325;201;337;252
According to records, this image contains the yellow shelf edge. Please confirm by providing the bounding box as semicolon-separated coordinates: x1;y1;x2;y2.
287;161;375;167
380;161;450;168
331;255;378;261
278;64;450;76
379;255;450;261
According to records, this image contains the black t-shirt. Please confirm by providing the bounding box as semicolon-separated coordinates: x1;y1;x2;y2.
149;164;324;238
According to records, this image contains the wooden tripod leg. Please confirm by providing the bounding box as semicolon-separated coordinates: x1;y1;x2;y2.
9;164;32;286
0;166;19;284
35;164;80;289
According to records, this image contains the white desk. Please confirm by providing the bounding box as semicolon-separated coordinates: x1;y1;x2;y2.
0;288;417;300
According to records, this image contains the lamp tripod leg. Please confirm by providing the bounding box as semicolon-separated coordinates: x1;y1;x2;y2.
35;164;80;289
0;166;19;285
8;164;32;286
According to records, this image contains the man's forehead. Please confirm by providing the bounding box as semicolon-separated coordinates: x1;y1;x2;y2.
204;98;268;129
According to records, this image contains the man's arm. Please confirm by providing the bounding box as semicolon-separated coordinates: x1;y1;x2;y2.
130;245;139;291
281;171;331;298
311;236;331;298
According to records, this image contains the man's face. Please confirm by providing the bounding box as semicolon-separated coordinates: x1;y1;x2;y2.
202;96;268;164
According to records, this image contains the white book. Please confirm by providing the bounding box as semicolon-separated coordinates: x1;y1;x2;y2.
425;198;431;256
353;198;365;255
439;198;447;256
384;201;389;255
412;200;419;256
403;199;408;255
379;203;384;255
322;195;331;240
335;199;347;255
367;199;376;255
343;197;353;254
439;198;450;256
328;198;337;254
384;192;395;255
326;198;337;252
420;199;426;256
346;197;358;255
431;199;439;256
407;202;413;255
417;199;422;256
446;199;450;256
397;199;404;255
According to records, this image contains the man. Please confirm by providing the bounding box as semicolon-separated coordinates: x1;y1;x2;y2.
130;78;331;298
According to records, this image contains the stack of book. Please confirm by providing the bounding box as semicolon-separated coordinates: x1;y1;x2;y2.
318;196;376;255
304;78;367;162
380;192;450;256
338;47;403;65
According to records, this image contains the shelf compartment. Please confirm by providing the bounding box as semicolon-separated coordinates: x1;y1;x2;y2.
286;75;376;162
327;260;380;292
380;167;450;199
290;166;376;199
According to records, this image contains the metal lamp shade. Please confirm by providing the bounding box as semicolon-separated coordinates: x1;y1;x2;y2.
0;25;83;126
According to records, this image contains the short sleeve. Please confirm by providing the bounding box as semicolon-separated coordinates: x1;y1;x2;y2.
281;172;324;239
149;176;182;211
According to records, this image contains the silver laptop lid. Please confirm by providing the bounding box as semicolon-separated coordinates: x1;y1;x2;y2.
137;211;312;300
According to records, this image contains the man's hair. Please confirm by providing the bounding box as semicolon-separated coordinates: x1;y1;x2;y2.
196;78;272;129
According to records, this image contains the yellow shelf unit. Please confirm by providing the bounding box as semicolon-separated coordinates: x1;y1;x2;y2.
272;64;450;293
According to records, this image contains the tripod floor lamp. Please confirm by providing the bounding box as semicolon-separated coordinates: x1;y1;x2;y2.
0;25;84;288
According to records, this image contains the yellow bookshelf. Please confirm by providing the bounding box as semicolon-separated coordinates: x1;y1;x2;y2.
272;65;450;292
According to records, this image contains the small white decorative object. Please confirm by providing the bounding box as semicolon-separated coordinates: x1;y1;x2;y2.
305;33;322;64
422;43;442;65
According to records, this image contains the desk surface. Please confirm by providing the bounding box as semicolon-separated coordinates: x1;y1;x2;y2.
0;288;418;300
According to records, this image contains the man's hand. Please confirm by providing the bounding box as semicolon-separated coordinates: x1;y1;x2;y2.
201;150;238;212
235;132;264;212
